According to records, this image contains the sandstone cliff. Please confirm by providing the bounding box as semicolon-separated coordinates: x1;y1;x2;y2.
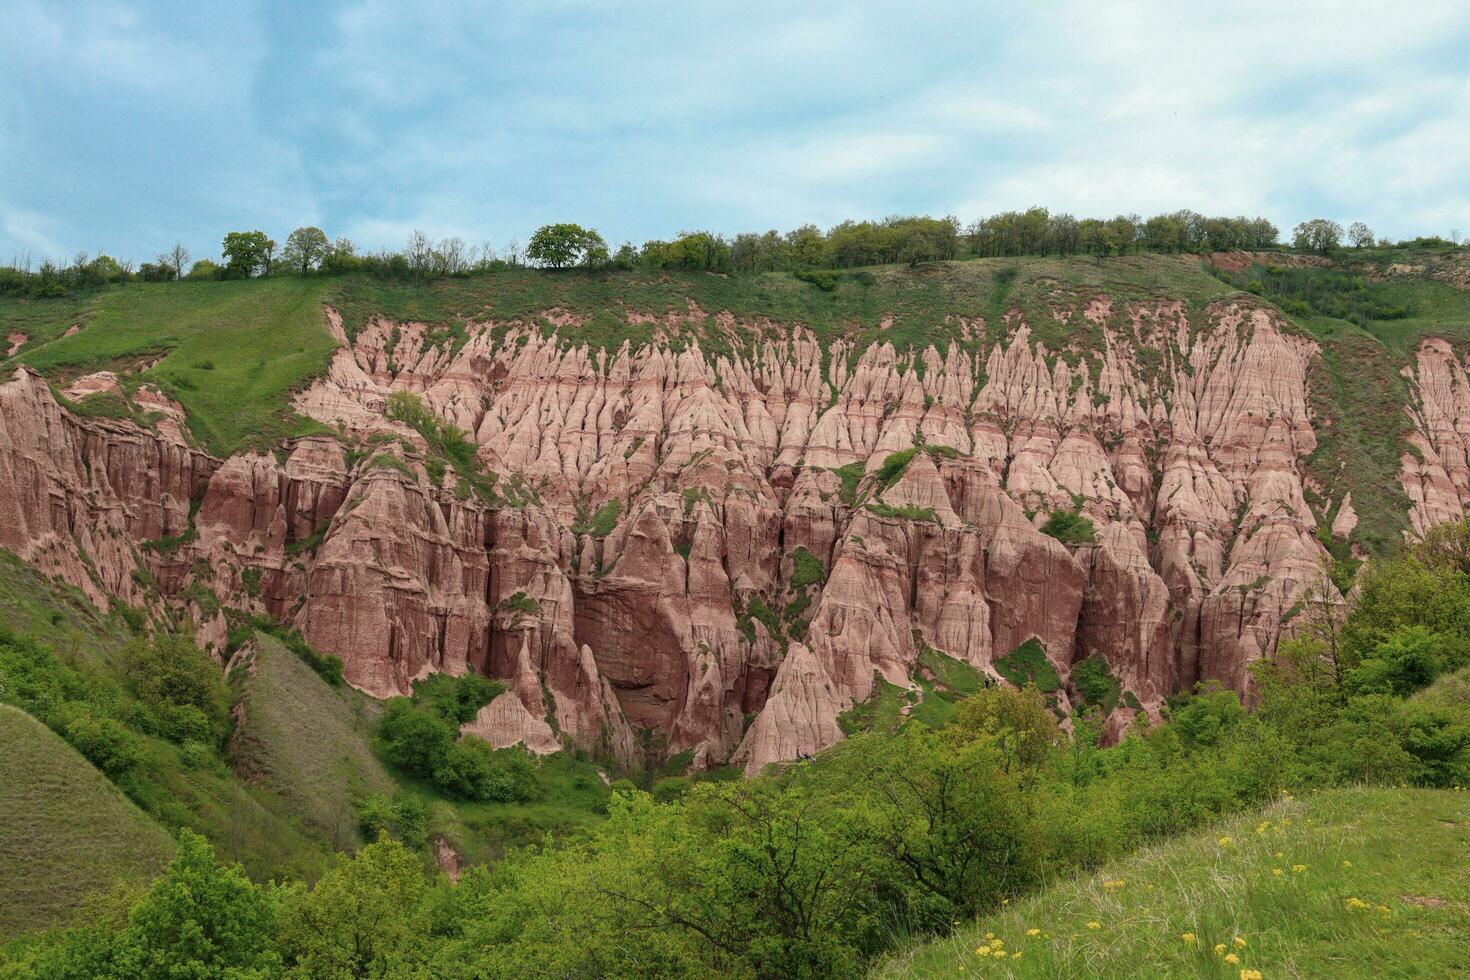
0;293;1389;773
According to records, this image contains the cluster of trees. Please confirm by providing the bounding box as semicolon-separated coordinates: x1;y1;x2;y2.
3;212;1465;298
6;517;1470;977
376;673;540;804
0;627;231;786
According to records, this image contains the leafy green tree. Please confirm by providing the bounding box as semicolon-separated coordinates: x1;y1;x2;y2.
116;829;280;978
277;837;432;979
950;685;1059;782
281;226;330;274
221;230;275;278
122;632;230;745
376;699;454;775
854;727;1040;920
1348;221;1375;248
1292;218;1343;254
187;258;222;280
526;223;606;269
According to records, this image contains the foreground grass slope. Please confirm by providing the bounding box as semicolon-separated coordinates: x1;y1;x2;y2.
878;786;1470;979
0;551;335;887
0;704;174;938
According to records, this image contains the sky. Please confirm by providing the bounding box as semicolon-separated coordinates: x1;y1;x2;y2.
3;0;1469;266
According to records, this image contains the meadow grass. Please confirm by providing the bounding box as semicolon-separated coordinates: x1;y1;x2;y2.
0;704;174;939
876;785;1470;979
228;632;394;849
4;277;336;454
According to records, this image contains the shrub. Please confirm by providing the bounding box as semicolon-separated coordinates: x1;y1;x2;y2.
121;633;230;745
1040;508;1098;545
64;713;142;777
377;700;455;775
411;673;504;725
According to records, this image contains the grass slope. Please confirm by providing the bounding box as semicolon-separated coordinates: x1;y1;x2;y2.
878;786;1470;979
0;550;335;882
0;704;174;938
229;632;393;847
4;277;336;453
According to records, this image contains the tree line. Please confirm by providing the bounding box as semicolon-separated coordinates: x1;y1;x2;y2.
2;210;1462;299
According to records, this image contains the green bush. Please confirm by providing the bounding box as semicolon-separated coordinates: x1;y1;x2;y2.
121;633;230;746
1040;508;1098;545
64;713;141;777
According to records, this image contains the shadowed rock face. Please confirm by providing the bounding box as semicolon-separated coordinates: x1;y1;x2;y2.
3;295;1393;773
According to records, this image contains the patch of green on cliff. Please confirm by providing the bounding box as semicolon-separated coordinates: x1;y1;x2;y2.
838;675;910;736
6;277;336;455
917;644;989;698
0;704;175;938
994;638;1062;693
1070;654;1123;714
879;786;1470;979
229;632;394;847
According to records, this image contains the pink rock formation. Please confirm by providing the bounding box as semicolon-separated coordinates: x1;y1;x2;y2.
0;293;1367;774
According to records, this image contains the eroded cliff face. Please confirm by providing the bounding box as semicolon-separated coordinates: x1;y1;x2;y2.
0;295;1361;773
1402;338;1470;535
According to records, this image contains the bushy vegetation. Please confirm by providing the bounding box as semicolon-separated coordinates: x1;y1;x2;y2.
1039;507;1098;545
7;513;1470;974
373;673;539;805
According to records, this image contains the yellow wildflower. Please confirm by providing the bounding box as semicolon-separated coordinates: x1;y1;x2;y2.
1011;951;1022;960
1291;864;1306;873
1027;928;1041;937
1234;936;1247;948
1002;899;1009;906
1241;970;1264;980
1218;836;1233;847
975;946;990;956
1181;932;1196;945
1376;904;1390;915
1346;897;1370;910
1272;868;1283;876
986;933;995;940
1343;860;1352;868
991;939;1004;949
1273;851;1283;858
992;950;1006;959
1214;943;1227;955
1087;921;1101;930
1225;952;1241;965
1256;821;1270;834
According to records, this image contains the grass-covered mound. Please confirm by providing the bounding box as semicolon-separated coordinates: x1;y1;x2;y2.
228;632;394;847
877;785;1470;978
0;704;174;938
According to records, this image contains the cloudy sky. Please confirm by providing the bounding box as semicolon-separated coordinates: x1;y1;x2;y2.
3;0;1468;264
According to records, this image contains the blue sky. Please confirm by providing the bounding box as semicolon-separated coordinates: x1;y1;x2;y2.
3;0;1469;265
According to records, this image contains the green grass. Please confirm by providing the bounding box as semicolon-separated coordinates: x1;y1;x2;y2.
839;676;911;735
229;632;393;848
4;277;336;454
918;645;988;697
878;785;1470;979
994;639;1062;694
0;704;174;938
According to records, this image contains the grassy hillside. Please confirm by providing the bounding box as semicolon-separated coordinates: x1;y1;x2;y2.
0;704;174;938
229;631;394;847
877;786;1470;979
0;551;336;884
3;276;336;453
